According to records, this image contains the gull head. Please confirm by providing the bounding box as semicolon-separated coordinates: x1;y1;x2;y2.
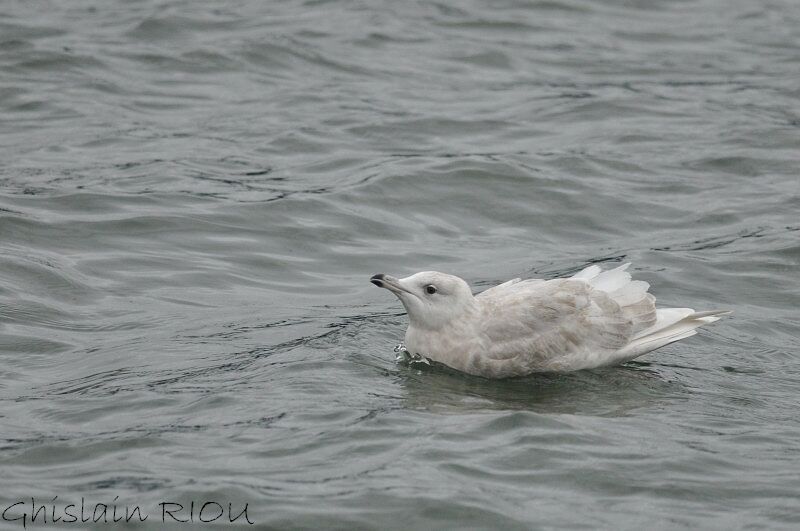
370;271;475;329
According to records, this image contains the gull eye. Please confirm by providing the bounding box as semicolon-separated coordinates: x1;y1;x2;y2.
425;285;437;295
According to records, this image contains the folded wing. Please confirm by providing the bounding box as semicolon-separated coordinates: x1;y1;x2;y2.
471;263;725;374
476;275;634;373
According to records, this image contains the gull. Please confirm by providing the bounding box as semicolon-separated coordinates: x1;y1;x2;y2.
370;263;729;378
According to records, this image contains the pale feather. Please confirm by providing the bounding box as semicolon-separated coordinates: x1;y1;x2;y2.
402;263;728;377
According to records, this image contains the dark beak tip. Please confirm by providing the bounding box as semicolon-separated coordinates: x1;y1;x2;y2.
370;279;383;287
370;273;386;288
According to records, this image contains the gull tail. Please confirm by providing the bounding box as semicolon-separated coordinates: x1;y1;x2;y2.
572;262;730;363
615;308;731;361
575;262;658;335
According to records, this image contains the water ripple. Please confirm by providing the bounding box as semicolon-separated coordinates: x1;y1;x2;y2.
0;0;798;528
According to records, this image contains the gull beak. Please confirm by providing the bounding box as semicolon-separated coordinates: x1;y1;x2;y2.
370;274;412;297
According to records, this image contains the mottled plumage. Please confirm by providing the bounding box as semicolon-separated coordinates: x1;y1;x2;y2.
371;264;728;378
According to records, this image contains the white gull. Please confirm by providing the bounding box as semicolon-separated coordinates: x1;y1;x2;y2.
371;263;729;378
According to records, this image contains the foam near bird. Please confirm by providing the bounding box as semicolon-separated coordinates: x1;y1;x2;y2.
371;263;728;378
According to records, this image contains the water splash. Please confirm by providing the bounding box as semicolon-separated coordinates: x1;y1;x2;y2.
394;343;430;366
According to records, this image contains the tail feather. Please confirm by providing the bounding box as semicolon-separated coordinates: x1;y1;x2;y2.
616;309;731;361
620;293;657;333
573;263;729;363
583;263;657;335
610;280;651;306
590;263;631;293
571;264;602;280
632;307;693;340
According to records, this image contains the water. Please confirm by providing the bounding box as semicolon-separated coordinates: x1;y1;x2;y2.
1;0;799;528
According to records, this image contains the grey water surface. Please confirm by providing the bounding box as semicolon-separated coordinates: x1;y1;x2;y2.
1;0;799;529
